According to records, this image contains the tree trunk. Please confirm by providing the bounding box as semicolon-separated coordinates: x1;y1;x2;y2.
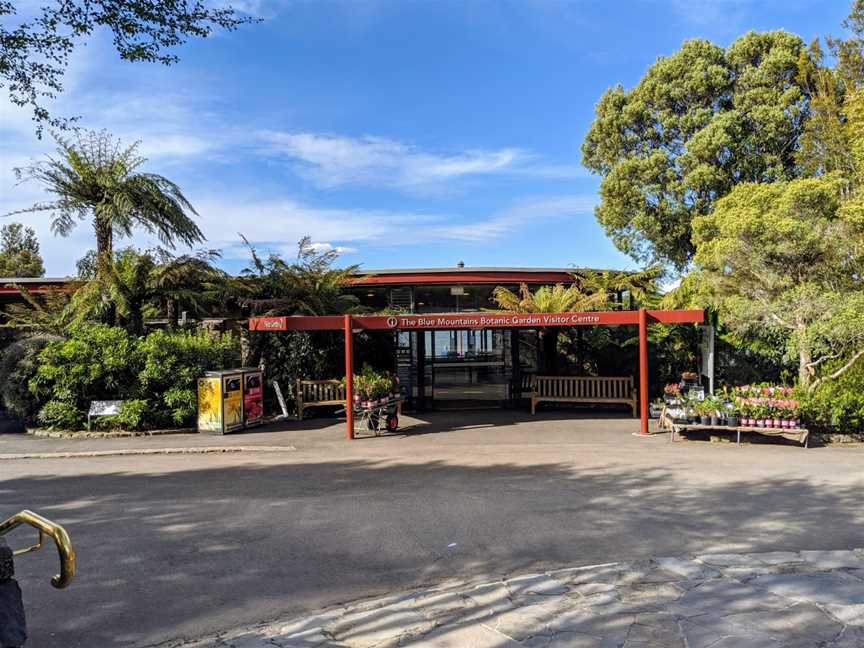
129;299;144;336
542;328;559;375
799;331;812;390
94;217;113;281
240;327;251;367
94;216;116;325
166;299;178;329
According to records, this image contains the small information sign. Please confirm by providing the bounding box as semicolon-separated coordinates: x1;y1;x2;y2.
89;400;123;417
88;400;124;430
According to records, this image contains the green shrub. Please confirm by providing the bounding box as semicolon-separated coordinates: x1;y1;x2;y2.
38;400;84;430
137;330;239;427
0;335;58;422
162;387;197;426
27;326;240;431
801;362;864;434
29;324;140;408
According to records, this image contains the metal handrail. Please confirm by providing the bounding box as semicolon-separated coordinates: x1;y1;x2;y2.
0;510;76;588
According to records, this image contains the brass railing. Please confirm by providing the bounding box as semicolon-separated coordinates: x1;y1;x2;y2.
0;510;76;588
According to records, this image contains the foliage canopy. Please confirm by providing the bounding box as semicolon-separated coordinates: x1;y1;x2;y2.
0;223;44;277
0;0;256;134
582;31;810;269
692;174;864;389
29;325;239;430
9;130;204;282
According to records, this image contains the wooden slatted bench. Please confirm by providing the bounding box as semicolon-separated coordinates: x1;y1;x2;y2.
296;379;346;420
531;375;637;417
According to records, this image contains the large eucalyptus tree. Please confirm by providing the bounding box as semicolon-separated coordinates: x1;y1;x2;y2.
582;31;812;270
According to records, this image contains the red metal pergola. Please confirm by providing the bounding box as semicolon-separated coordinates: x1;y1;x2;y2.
249;309;705;439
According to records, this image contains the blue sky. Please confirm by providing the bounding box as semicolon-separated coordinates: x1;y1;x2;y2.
0;0;852;276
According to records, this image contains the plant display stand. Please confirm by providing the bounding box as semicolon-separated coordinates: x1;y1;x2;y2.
670;422;809;448
341;396;403;438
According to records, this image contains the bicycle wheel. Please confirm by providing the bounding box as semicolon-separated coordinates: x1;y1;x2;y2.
386;413;398;432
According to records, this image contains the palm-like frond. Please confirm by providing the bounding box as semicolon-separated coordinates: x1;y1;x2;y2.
491;267;662;315
492;282;604;313
2;282;90;335
8;129;204;281
239;235;361;316
574;267;663;310
150;248;239;319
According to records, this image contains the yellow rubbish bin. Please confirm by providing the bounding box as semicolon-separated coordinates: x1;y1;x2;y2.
197;370;245;434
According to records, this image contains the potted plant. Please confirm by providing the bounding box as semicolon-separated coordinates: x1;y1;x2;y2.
375;376;390;405
361;375;374;409
771;400;783;428
679;393;695;422
705;396;722;426
697;400;711;426
754;402;767;427
663;383;682;404
727;400;740;428
345;374;367;408
738;400;749;426
786;399;800;429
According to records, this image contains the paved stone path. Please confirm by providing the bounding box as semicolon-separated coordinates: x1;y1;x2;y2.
178;549;864;648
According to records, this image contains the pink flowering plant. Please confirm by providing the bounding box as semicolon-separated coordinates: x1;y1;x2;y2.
663;383;681;397
728;384;800;427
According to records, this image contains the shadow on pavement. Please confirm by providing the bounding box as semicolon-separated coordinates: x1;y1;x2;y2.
2;455;863;647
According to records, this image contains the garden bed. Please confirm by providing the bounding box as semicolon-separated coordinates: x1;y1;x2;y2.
28;427;196;439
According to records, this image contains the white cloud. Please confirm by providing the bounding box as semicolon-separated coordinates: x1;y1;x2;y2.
2;160;594;274
424;195;596;242
205;0;285;19
257;131;589;191
197;193;595;266
660;276;682;294
137;133;218;160
258;131;525;191
0;25;594;274
308;242;358;255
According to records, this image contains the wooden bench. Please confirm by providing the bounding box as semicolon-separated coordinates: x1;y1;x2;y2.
531;376;637;416
296;379;345;420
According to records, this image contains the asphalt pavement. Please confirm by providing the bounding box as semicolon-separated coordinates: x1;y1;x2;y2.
2;411;863;647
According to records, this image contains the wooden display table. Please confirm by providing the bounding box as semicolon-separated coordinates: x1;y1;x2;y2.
670;422;809;448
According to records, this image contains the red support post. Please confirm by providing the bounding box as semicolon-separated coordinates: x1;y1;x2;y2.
638;307;649;435
344;314;354;440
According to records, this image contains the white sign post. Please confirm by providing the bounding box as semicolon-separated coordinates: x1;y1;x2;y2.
272;380;289;419
699;324;715;395
88;400;124;430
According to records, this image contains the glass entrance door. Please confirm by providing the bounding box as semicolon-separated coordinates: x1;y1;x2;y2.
425;329;508;407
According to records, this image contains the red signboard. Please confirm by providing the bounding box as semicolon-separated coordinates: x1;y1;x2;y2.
249;315;344;331
364;312;638;329
249;310;704;331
